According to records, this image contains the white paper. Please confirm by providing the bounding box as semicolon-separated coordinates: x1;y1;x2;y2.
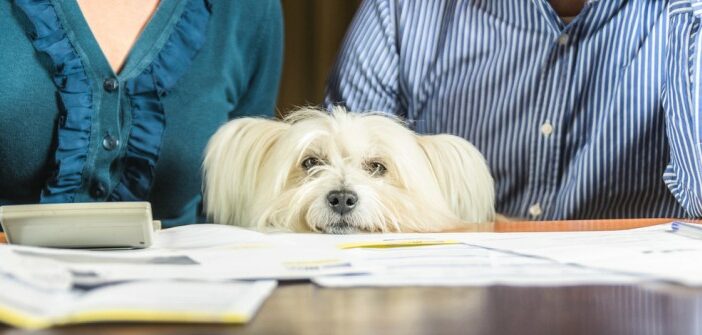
152;224;279;250
312;242;641;287
4;222;699;292
0;273;276;329
454;223;702;286
69;280;276;320
0;224;369;287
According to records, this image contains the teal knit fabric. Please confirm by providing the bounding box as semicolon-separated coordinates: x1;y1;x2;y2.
0;0;283;227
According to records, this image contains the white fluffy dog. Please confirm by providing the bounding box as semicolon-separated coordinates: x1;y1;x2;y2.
202;107;495;233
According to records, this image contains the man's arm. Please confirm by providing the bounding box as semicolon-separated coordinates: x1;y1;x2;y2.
663;0;702;216
325;0;404;115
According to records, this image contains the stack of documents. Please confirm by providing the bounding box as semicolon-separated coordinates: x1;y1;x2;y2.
0;275;275;329
305;222;702;287
313;243;640;287
276;232;643;287
0;225;367;287
0;224;366;329
1;222;701;329
453;222;702;286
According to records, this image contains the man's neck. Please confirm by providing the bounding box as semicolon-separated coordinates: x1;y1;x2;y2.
549;0;588;17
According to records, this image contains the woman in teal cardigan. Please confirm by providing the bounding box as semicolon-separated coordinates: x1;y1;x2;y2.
0;0;283;227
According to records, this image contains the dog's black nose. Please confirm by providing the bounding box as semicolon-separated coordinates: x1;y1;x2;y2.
326;190;358;215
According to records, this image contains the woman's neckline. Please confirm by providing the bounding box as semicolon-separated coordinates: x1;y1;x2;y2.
75;0;160;74
52;0;185;81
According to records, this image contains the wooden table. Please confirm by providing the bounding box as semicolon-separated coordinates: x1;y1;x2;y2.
2;218;701;335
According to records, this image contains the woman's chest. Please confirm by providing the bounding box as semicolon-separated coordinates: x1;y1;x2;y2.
76;0;160;73
0;0;238;203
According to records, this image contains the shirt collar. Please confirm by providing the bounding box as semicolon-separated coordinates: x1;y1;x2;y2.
532;0;628;36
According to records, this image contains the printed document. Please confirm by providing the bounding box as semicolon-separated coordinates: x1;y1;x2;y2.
0;273;275;329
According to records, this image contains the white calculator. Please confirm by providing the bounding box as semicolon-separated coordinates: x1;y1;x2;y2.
0;202;157;249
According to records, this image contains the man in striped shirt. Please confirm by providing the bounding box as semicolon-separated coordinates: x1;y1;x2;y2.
326;0;702;220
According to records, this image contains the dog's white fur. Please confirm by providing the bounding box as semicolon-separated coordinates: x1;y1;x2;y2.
203;107;494;233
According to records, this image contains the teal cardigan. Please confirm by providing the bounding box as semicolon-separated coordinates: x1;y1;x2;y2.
0;0;283;227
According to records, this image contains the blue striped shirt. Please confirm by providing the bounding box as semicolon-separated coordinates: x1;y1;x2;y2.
326;0;702;220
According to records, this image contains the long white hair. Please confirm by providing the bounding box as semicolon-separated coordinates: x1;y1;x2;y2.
203;107;494;233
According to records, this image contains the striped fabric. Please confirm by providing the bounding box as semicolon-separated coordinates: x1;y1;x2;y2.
326;0;702;220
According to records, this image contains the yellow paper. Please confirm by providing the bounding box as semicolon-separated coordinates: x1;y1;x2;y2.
338;239;460;249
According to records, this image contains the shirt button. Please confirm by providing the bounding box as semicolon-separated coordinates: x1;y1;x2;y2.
528;203;543;217
558;33;569;46
541;122;553;136
102;135;119;151
91;182;107;198
103;78;119;92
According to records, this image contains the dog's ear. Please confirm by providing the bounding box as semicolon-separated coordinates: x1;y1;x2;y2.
416;134;495;223
202;118;288;226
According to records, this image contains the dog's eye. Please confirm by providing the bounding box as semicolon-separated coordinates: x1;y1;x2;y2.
302;157;323;170
365;161;387;177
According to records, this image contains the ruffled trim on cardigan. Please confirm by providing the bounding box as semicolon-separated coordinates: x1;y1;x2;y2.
15;0;94;203
110;0;211;201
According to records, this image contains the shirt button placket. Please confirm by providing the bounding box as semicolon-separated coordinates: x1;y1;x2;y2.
93;77;120;201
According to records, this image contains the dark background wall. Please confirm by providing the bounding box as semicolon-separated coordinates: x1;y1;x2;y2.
278;0;363;116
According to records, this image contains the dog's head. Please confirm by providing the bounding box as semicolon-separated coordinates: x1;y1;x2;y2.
203;107;494;233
